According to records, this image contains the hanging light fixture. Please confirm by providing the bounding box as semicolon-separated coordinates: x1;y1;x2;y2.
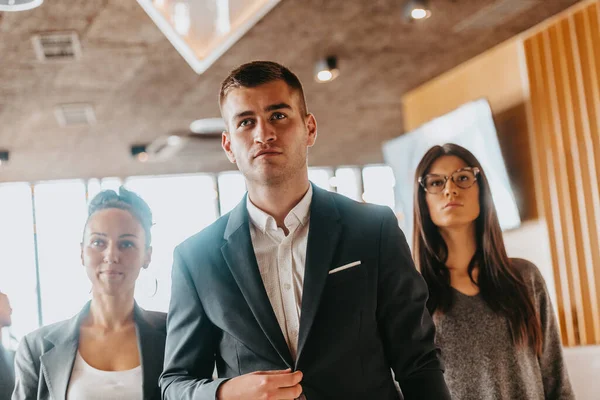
403;0;431;21
314;56;340;83
0;0;43;12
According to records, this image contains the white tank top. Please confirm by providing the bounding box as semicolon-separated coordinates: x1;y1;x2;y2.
66;352;143;400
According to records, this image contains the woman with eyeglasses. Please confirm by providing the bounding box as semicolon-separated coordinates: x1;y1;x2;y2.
12;187;166;400
412;143;574;399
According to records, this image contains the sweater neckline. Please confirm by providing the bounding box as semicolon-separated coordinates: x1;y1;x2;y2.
451;286;481;299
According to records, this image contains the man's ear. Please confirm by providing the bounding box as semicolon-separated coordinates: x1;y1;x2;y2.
222;131;236;164
306;113;317;147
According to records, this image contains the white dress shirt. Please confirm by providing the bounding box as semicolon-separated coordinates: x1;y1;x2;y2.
246;185;312;359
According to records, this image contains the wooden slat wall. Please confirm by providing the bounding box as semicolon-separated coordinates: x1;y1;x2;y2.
524;0;600;346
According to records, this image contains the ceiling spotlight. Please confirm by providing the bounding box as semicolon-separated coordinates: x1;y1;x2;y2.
315;56;340;83
404;0;431;21
0;0;43;12
0;150;9;166
130;144;148;163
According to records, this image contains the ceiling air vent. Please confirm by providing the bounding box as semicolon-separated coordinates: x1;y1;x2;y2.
54;103;96;127
32;31;82;61
453;0;538;33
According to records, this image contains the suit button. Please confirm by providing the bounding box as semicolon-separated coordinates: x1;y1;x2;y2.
284;283;291;290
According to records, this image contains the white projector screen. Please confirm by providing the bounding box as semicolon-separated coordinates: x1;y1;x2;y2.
382;98;521;247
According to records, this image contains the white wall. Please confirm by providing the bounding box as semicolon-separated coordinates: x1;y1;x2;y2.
563;345;600;400
504;220;600;399
503;219;557;309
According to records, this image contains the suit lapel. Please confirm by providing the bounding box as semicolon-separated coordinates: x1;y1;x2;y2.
296;185;341;367
40;303;89;400
134;306;166;400
221;197;294;368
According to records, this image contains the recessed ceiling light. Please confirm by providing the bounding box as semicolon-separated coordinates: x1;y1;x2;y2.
404;0;431;21
315;56;340;83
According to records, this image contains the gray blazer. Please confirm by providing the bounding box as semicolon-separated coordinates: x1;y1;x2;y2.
160;184;450;400
0;345;15;400
12;302;166;400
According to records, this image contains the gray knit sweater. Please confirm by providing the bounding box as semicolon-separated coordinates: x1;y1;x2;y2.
433;258;575;400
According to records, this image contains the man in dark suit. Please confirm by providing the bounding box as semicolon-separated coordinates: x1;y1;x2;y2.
0;292;15;400
160;61;451;400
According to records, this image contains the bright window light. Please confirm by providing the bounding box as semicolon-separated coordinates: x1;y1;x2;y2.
334;167;362;201
362;165;396;209
308;168;334;191
218;172;246;216
125;174;218;311
0;183;38;347
34;181;89;326
173;2;191;36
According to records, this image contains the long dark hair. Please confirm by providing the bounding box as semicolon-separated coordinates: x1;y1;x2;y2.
412;143;542;356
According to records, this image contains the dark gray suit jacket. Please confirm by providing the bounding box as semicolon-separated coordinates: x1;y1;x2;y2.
0;345;15;400
161;185;450;400
12;302;166;400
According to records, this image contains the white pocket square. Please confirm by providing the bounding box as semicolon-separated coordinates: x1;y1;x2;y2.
328;260;361;275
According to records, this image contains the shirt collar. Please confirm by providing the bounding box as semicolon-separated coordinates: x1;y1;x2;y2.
247;185;313;233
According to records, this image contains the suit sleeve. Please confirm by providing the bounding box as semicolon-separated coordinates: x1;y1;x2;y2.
160;246;229;400
12;335;39;400
376;207;451;399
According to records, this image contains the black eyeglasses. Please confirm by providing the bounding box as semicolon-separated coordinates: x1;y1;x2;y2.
418;167;480;194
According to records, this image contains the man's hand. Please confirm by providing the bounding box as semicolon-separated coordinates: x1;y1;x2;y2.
217;368;303;400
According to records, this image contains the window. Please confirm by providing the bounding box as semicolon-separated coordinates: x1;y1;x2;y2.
125;174;219;311
308;167;333;191
34;180;89;326
217;171;246;216
333;167;362;201
0;183;39;347
362;165;395;210
3;162;402;344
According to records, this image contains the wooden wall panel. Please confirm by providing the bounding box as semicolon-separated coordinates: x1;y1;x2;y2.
524;0;600;346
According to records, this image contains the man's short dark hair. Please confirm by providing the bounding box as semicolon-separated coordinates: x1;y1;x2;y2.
219;61;308;116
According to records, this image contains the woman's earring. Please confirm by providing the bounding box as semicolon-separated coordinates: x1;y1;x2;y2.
140;268;158;298
150;277;158;298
